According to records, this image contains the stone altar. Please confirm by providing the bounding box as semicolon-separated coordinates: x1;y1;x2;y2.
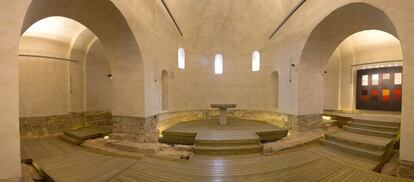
211;104;237;125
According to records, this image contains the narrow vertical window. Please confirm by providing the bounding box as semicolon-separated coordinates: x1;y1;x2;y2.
215;54;223;74
252;50;260;72
178;48;185;69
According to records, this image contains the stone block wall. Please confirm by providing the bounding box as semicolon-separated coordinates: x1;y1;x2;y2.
19;111;112;138
290;114;323;132
156;110;322;133
400;160;414;179
111;116;158;143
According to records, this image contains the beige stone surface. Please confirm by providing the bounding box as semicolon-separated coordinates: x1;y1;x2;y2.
263;129;324;153
82;138;192;160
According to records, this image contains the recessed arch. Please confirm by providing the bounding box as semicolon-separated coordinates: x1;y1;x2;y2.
297;2;401;115
323;30;402;111
20;0;146;117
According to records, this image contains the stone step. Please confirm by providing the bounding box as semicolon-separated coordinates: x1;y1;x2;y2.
325;132;392;151
344;126;395;138
193;144;262;155
256;130;289;142
350;122;399;132
59;134;82;145
195;138;259;146
352;119;400;127
321;139;384;161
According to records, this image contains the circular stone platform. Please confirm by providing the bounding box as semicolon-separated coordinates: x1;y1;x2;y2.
160;119;289;145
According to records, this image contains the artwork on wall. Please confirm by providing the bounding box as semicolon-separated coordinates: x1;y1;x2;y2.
356;66;402;111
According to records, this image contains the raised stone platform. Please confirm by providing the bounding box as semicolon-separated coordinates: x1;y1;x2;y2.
59;126;112;144
194;131;262;155
160;119;289;145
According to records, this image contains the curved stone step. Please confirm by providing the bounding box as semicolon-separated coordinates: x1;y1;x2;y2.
352;119;400;127
193;144;262;155
350;122;399;132
195;131;260;146
321;139;384;161
325;132;392;151
195;138;259;146
344;126;395;138
59;134;82;145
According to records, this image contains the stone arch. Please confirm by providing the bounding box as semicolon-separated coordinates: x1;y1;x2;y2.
161;70;169;111
297;2;400;115
21;0;145;117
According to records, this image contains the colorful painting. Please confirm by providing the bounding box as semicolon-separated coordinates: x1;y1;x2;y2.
356;66;402;111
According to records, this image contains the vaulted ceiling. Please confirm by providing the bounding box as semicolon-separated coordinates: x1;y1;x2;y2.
164;0;303;54
23;16;87;45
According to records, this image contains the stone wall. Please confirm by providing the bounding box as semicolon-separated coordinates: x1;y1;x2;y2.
20;111;112;138
400;160;414;179
157;110;321;134
111;116;158;143
289;114;323;132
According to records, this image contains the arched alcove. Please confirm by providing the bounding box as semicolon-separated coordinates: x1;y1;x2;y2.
298;2;400;115
272;71;279;108
162;70;169;111
21;0;145;117
323;30;402;112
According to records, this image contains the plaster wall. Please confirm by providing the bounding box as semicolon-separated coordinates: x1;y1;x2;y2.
168;52;279;112
0;1;30;180
85;40;112;112
18;36;71;117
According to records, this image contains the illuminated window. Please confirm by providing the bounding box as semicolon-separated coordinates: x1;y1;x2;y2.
178;48;185;69
215;54;223;74
372;74;379;85
394;73;402;85
362;75;368;86
252;50;260;72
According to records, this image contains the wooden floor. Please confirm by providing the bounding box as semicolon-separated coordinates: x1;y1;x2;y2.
21;137;411;182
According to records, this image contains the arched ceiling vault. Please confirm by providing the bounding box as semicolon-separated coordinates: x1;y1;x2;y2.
164;0;304;54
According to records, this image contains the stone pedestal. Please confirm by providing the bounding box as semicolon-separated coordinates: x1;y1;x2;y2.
218;108;227;125
211;104;237;125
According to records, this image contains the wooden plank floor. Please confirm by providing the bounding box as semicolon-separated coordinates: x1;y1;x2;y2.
112;150;407;182
36;151;136;182
21;137;411;182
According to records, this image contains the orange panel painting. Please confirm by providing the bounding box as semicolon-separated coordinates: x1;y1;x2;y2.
382;89;390;102
394;88;402;101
